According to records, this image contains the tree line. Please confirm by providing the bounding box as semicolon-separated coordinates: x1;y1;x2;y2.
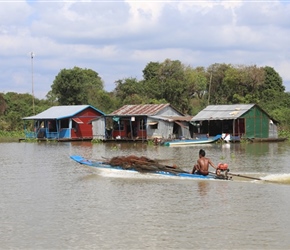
1;59;290;132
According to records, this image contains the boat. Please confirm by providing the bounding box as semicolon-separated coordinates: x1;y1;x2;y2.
247;137;287;143
70;155;230;181
163;134;222;147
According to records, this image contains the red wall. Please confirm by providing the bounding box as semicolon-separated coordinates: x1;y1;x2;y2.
112;120;147;139
71;108;102;139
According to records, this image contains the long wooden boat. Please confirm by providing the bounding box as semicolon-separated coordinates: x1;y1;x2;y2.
163;134;222;147
247;137;287;143
70;155;230;181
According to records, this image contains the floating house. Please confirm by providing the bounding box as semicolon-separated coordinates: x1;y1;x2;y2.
92;103;192;141
22;105;105;141
191;104;281;142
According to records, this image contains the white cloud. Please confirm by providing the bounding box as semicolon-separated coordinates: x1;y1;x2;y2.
0;0;290;99
0;2;31;25
125;0;165;28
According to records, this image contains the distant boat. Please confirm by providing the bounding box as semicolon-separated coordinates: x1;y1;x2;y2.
163;134;222;147
247;137;287;143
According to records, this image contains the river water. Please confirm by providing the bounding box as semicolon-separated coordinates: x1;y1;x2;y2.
1;141;290;250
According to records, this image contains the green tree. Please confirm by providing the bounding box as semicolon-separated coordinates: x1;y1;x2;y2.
207;64;265;105
89;90;117;114
45;90;58;106
257;67;287;113
0;92;50;131
206;63;232;105
2;59;290;133
185;66;207;99
142;62;163;100
143;62;161;81
142;59;191;113
262;66;285;92
0;93;8;115
223;66;246;104
114;77;145;105
50;67;103;105
231;65;265;104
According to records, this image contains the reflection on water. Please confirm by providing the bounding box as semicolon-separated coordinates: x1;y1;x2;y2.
197;181;210;196
1;141;290;249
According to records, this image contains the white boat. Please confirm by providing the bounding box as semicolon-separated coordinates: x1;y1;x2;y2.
163;134;222;146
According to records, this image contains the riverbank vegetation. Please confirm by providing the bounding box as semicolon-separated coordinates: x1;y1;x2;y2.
0;130;24;142
1;60;290;138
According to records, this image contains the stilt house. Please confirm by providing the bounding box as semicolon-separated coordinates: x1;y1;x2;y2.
92;103;192;141
191;104;279;141
23;105;105;141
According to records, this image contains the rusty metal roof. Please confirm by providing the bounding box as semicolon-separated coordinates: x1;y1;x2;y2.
149;115;193;122
166;116;193;121
109;104;172;116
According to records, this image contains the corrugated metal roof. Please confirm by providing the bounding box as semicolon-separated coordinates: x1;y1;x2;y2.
148;115;193;122
23;105;104;120
165;116;193;121
109;104;171;116
191;104;255;121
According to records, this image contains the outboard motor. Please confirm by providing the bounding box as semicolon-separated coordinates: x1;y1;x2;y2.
216;163;231;180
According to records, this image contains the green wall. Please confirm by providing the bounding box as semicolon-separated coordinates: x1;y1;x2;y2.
242;106;269;138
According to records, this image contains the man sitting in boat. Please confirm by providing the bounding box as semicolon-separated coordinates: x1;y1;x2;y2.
191;149;217;176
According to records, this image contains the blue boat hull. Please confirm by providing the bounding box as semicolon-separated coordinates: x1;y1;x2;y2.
70;155;225;180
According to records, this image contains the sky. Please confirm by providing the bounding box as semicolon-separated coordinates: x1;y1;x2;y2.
1;0;290;99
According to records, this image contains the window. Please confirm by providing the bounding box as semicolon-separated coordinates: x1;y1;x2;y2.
148;121;158;129
113;120;124;130
48;120;57;132
60;119;69;129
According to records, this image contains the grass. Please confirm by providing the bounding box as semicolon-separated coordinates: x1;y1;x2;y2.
0;130;25;142
278;129;290;140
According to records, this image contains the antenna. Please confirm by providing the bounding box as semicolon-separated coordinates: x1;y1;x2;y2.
31;52;35;114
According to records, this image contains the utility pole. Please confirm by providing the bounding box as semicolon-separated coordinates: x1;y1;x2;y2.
31;52;35;114
208;71;212;105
